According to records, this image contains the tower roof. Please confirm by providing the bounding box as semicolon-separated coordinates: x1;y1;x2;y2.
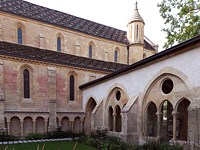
129;2;145;24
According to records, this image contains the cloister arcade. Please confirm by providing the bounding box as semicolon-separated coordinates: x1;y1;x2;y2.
143;74;191;142
5;114;84;137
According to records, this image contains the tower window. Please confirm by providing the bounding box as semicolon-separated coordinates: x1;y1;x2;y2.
136;25;139;39
89;45;92;58
57;37;61;51
23;69;30;98
18;28;23;44
70;75;75;101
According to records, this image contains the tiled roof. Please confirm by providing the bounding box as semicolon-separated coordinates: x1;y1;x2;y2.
0;0;128;44
80;35;200;89
0;41;128;72
0;0;156;50
144;40;155;51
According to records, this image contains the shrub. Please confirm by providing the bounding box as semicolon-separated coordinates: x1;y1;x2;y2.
0;130;18;141
26;133;45;140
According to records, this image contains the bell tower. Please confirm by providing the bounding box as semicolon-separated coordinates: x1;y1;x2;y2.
127;2;145;64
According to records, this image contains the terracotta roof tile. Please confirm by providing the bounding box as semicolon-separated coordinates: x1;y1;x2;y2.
0;41;128;72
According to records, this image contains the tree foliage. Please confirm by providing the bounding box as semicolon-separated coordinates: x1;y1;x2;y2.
158;0;200;48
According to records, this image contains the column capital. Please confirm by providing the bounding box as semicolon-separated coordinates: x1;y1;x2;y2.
156;111;162;116
112;113;116;116
172;110;178;116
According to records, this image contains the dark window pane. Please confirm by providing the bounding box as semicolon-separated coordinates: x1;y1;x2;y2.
18;28;23;44
89;45;92;58
70;75;75;101
114;50;118;62
23;69;30;98
57;37;61;51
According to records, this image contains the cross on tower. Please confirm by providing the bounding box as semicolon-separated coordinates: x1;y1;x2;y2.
135;1;138;9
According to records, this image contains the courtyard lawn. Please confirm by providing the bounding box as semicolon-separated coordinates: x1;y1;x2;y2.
0;141;96;150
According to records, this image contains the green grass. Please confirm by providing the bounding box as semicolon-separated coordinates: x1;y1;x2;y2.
0;141;96;150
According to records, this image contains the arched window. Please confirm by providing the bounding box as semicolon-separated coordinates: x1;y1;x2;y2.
89;45;92;58
70;75;75;101
114;50;118;62
18;28;23;44
136;25;139;39
57;37;61;51
23;69;30;98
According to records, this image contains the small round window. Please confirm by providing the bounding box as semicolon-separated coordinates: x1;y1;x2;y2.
116;91;121;101
162;79;173;94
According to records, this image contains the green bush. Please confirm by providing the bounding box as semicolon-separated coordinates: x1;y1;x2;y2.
26;133;45;140
0;131;18;141
78;130;183;150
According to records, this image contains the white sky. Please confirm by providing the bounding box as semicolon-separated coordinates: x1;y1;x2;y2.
26;0;167;51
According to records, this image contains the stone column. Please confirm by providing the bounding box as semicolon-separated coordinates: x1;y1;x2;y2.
7;121;10;135
91;113;95;132
20;121;24;137
172;110;177;141
48;67;57;132
33;120;36;133
45;120;48;133
0;24;2;40
0;60;5;129
70;121;74;133
113;113;116;132
156;112;162;139
121;112;128;133
80;120;83;133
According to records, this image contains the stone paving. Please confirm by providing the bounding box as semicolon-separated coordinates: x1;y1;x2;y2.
0;138;72;145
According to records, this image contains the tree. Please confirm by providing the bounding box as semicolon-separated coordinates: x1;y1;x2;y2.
157;0;200;48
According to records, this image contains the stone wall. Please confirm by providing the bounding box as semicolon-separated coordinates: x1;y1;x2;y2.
0;13;128;64
1;57;108;136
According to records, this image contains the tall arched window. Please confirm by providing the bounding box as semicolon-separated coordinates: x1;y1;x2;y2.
57;37;61;51
23;69;30;98
89;45;92;58
114;50;118;62
18;28;23;44
136;25;139;39
70;75;75;101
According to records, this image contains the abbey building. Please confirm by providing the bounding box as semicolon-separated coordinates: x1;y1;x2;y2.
0;0;200;146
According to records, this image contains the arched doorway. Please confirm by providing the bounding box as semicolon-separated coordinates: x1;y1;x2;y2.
61;117;70;132
23;117;33;136
108;106;114;131
36;117;45;133
160;100;173;141
84;98;97;134
115;105;121;132
10;117;21;136
146;102;157;137
74;117;81;133
177;99;190;141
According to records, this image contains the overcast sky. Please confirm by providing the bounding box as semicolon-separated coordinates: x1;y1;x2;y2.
26;0;166;51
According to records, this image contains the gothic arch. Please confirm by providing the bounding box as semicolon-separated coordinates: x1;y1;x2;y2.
105;84;129;109
84;97;97;134
88;41;95;58
104;84;128;133
68;71;78;101
15;22;26;44
141;67;193;141
19;64;33;100
142;67;193;106
56;33;64;51
114;47;120;63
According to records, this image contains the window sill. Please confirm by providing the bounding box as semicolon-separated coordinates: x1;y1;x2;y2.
21;98;34;104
